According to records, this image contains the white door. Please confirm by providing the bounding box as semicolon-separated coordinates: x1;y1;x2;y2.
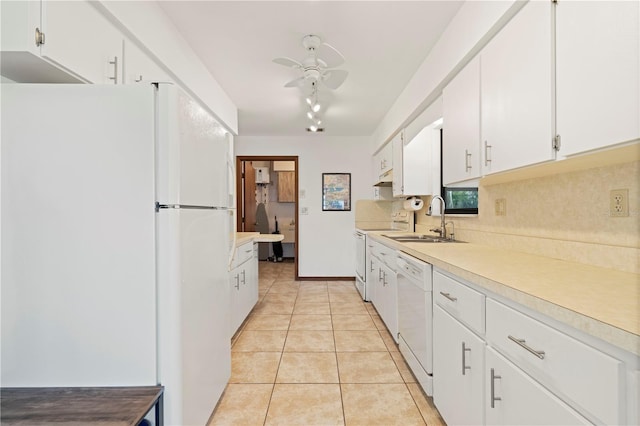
433;305;484;425
156;84;231;207
556;0;640;156
481;1;555;175
442;57;481;185
156;208;231;426
485;347;591;425
40;1;122;84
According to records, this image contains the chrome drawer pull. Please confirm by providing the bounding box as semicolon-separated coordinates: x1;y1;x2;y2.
241;270;246;285
234;275;240;290
439;291;457;302
508;335;546;359
490;368;502;408
461;342;471;375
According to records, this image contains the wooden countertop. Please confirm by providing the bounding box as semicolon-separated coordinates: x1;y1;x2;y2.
369;233;640;356
0;386;163;426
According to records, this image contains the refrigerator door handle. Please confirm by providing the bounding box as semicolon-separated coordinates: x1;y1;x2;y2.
156;203;229;211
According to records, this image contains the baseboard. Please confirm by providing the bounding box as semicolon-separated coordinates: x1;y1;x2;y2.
295;276;356;281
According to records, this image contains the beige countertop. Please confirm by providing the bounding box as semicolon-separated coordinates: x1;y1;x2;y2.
235;232;284;247
369;233;640;356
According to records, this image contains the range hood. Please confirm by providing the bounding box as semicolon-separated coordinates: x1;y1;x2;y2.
374;169;393;187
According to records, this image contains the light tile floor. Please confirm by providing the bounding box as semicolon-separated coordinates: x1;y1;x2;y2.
209;261;445;426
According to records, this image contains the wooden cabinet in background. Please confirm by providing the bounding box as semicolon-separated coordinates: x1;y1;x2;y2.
277;171;295;203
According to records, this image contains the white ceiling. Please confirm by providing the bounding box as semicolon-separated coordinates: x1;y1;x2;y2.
157;1;463;137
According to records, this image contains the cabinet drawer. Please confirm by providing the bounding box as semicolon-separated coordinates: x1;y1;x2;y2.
486;299;624;425
235;241;254;266
433;270;485;335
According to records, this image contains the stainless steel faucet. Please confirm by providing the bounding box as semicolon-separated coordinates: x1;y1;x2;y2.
427;195;447;239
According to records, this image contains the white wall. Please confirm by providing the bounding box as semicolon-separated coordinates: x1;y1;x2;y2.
236;136;372;278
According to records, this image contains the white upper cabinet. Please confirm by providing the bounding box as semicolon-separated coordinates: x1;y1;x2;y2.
481;0;555;176
556;1;639;156
40;1;123;84
442;57;481;185
379;141;393;177
0;1;77;83
392;131;404;196
401;126;434;196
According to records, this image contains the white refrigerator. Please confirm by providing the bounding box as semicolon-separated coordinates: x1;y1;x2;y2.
1;83;235;425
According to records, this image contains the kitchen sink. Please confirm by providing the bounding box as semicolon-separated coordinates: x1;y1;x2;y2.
382;234;464;243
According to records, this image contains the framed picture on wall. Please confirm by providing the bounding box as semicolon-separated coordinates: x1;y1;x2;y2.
322;173;351;211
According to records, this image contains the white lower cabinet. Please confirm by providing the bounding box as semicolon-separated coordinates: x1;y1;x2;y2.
377;260;398;343
433;305;485;425
229;241;258;337
369;240;398;343
430;267;637;425
485;347;591;425
486;298;624;425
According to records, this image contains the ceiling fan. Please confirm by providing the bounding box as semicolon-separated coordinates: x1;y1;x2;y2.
273;34;348;90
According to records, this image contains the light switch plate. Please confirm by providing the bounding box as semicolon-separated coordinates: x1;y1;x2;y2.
300;206;309;215
299;189;306;199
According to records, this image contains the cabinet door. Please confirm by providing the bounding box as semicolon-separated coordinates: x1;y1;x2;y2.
277;171;296;203
403;125;433;196
392;132;404;197
229;267;242;336
41;1;122;84
122;37;170;84
380;142;393;176
442;57;480;185
370;255;383;312
556;1;639;156
481;1;554;175
485;347;591;425
379;262;398;343
433;305;484;426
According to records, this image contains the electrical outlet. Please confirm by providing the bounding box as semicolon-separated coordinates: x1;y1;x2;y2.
495;198;507;216
300;206;309;215
299;189;306;199
610;189;629;217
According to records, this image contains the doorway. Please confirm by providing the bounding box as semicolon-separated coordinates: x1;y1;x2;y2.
236;156;299;279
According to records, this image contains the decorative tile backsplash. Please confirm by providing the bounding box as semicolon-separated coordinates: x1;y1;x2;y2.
416;160;639;274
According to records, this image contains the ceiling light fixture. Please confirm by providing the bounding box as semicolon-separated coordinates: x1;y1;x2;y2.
306;111;314;120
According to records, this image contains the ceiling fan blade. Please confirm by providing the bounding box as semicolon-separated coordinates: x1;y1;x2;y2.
318;42;345;68
273;57;303;68
284;76;306;88
321;69;348;90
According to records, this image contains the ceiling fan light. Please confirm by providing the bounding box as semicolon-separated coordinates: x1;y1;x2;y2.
305;97;313;106
307;111;315;120
312;103;321;112
309;125;318;132
316;119;322;126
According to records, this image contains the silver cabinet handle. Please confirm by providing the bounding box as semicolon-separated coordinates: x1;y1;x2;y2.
439;291;458;302
241;269;246;285
108;56;118;84
370;260;375;273
234;274;240;290
465;149;472;172
484;141;492;166
508;335;546;359
490;368;502;408
462;342;471;375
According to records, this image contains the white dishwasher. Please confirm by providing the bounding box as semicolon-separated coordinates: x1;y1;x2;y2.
397;251;433;396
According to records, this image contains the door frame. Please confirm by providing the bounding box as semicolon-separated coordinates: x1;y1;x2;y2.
236;155;300;280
